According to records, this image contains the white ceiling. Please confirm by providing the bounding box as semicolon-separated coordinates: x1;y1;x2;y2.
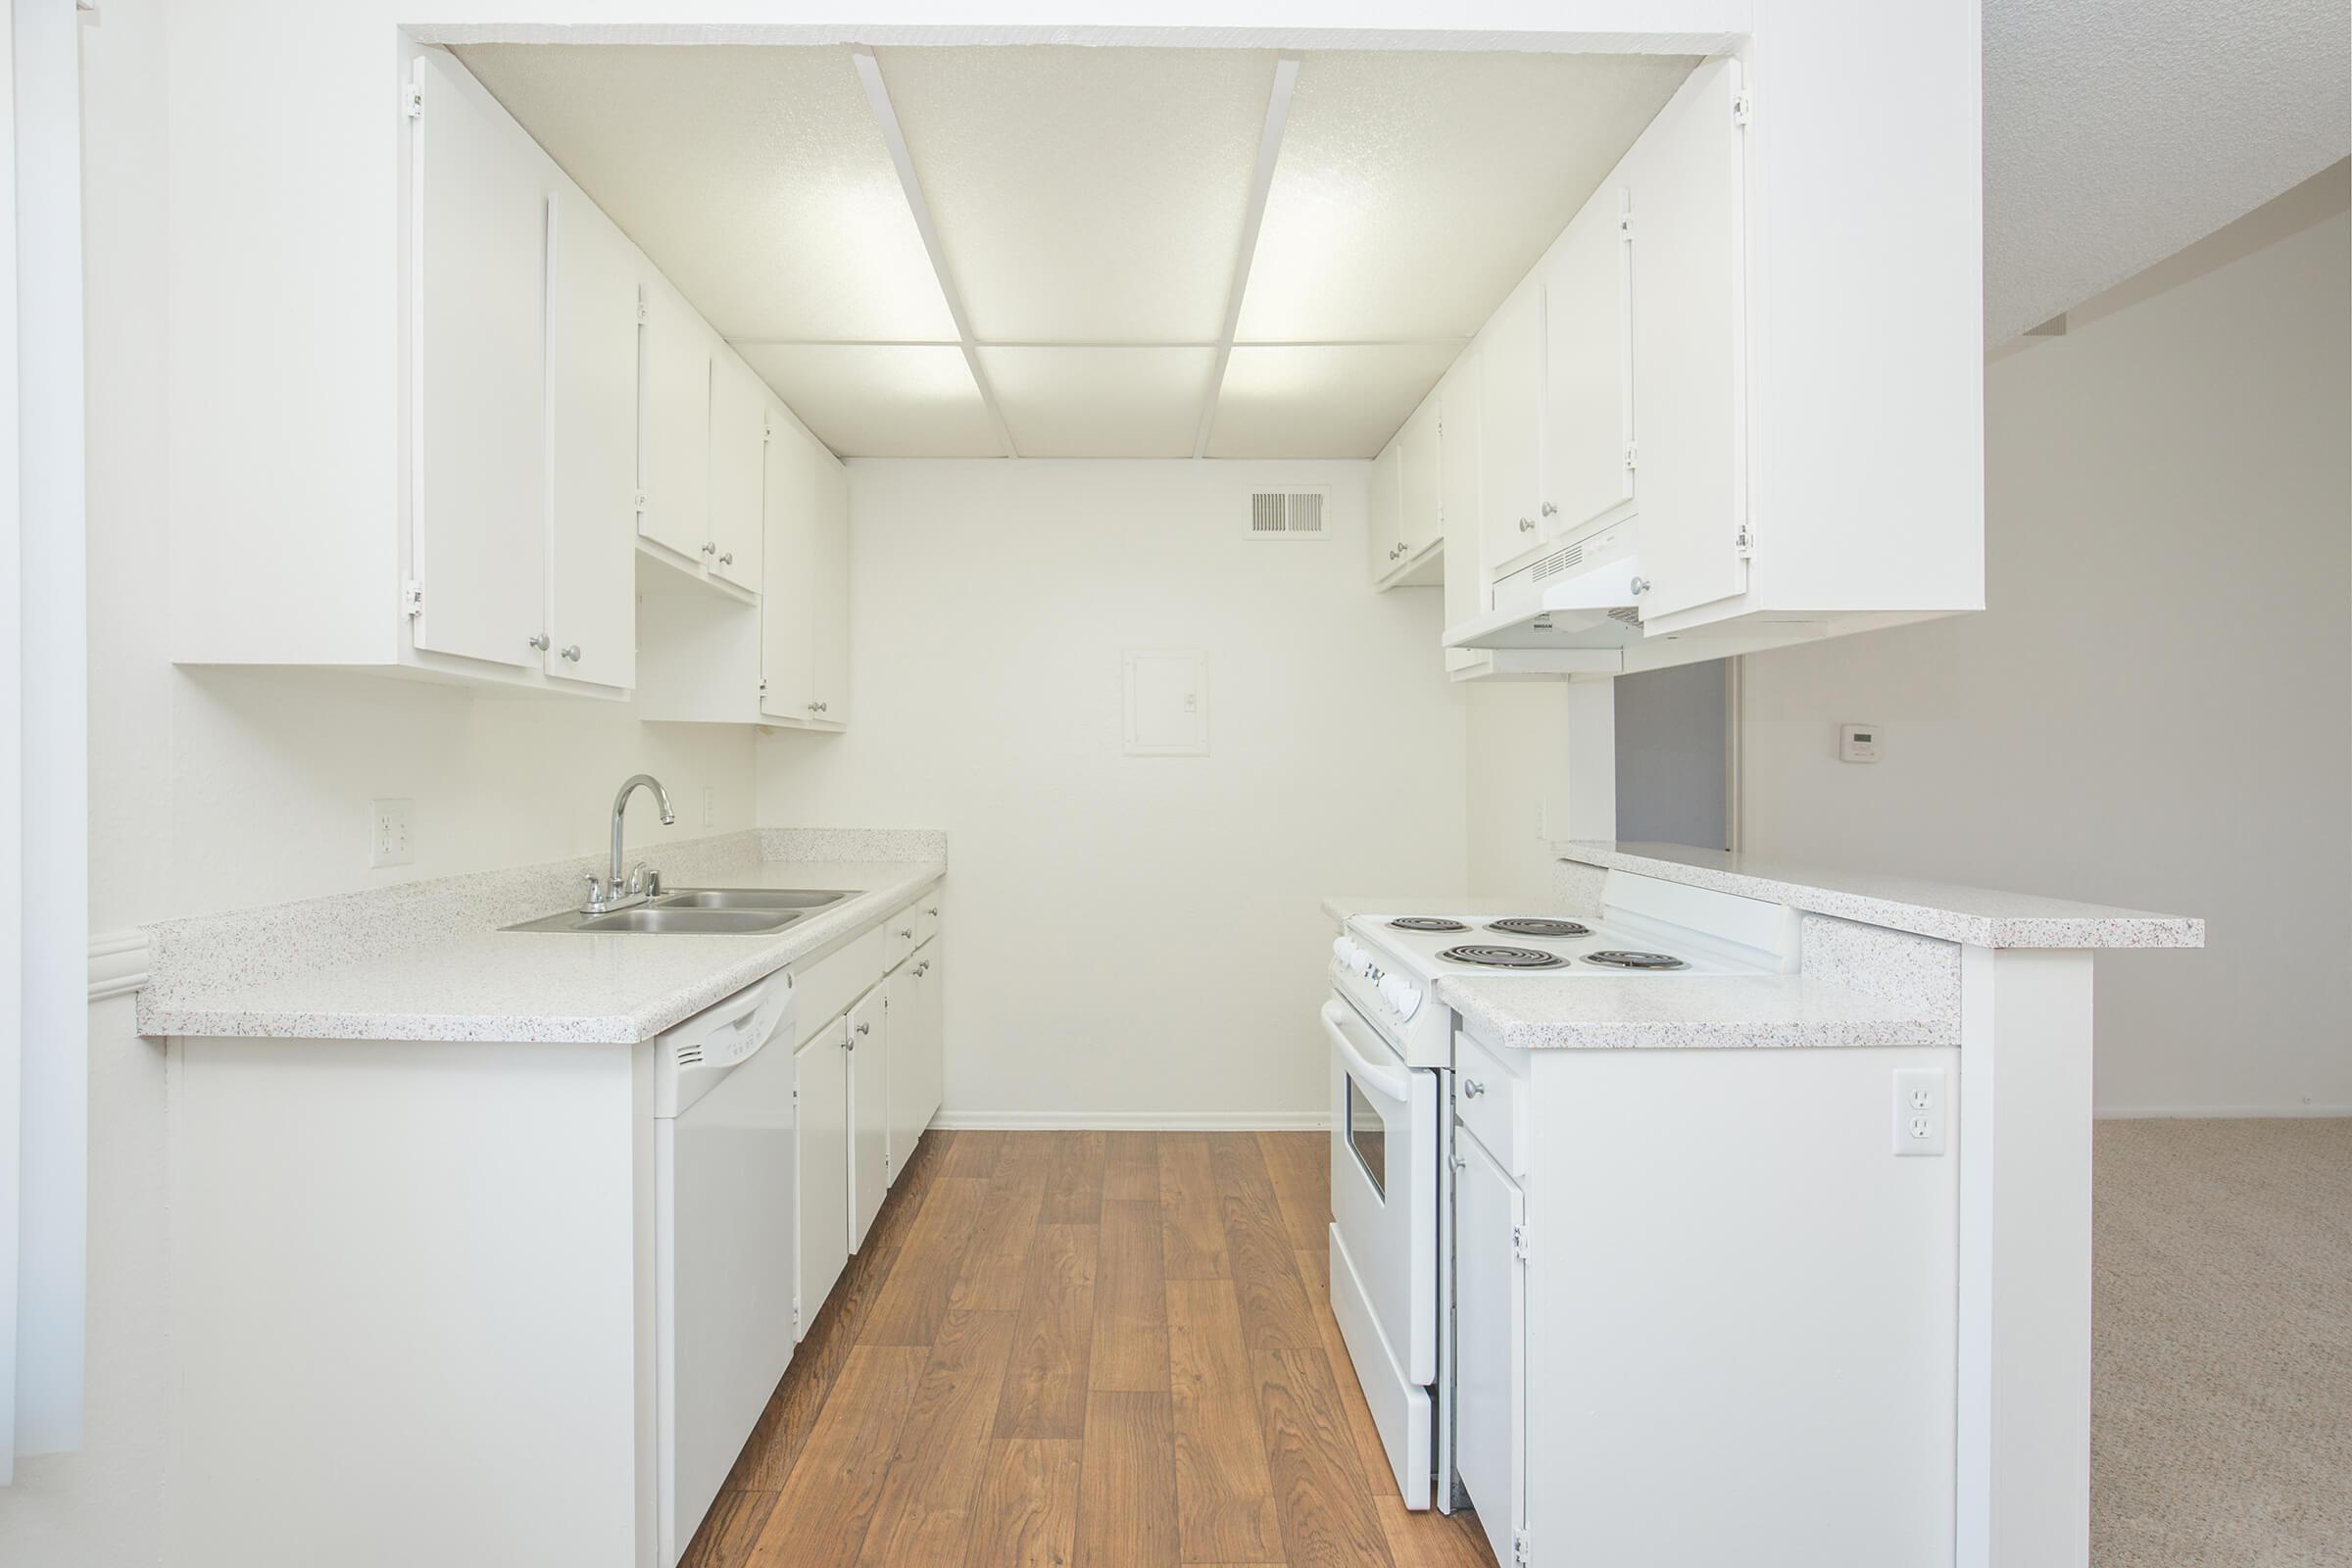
455;43;1694;461
1984;0;2350;342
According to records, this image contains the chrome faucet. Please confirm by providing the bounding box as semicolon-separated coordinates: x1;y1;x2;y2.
583;774;675;912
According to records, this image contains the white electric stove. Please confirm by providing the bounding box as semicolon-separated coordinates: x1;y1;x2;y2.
1321;869;1800;1509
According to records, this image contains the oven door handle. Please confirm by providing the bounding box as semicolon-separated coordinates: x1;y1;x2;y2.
1321;1000;1413;1103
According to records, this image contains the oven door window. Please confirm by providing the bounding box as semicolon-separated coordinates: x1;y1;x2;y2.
1347;1073;1387;1200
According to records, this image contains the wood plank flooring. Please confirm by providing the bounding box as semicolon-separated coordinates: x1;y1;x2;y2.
688;1130;1497;1568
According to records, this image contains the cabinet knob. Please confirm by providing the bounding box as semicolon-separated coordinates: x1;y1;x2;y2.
526;632;549;651
1630;576;1650;596
856;1020;870;1036
898;928;912;939
926;907;938;916
1448;1150;1466;1172
718;552;734;566
1518;516;1536;532
1542;501;1558;516
701;541;717;556
561;645;581;662
1462;1079;1487;1099
816;702;829;713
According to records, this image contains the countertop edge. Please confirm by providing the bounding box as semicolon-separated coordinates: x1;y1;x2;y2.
1438;972;1952;1053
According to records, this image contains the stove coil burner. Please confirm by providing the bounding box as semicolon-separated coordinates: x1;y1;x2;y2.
1583;950;1688;970
1440;944;1569;970
1389;917;1470;932
1486;918;1592;938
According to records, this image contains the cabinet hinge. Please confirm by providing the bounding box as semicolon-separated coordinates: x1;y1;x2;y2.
1732;87;1754;127
1511;1223;1530;1262
1735;520;1754;557
1513;1529;1532;1565
1623;441;1639;472
401;578;423;617
632;490;647;514
403;83;423;121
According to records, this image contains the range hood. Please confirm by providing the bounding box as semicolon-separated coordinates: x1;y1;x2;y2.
1444;519;1644;651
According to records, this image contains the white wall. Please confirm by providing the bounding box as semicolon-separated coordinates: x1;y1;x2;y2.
1741;195;2351;1116
757;460;1468;1125
0;3;756;1558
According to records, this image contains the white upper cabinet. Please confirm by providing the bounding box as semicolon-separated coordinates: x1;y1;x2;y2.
1366;440;1403;579
1398;394;1444;562
707;356;767;593
1478;283;1547;574
1439;354;1490;676
1542;185;1634;543
1620;57;1747;621
545;184;639;690
409;53;546;671
760;416;850;729
638;284;713;564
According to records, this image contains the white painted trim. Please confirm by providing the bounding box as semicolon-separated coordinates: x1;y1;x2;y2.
849;44;1017;459
409;24;1746;55
2094;1103;2352;1120
87;930;152;1004
933;1109;1331;1133
1192;51;1299;460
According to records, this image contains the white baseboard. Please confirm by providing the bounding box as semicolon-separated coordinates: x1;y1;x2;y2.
933;1108;1330;1132
2095;1103;2352;1120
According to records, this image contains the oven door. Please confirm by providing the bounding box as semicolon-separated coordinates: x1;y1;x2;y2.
1323;996;1439;1385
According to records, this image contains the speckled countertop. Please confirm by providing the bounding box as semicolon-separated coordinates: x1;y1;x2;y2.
1551;842;2204;950
1439;972;1938;1052
137;829;945;1044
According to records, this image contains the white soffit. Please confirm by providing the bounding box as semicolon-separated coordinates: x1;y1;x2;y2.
452;44;956;342
979;347;1217;458
1206;344;1460;458
875;46;1279;343
1237;50;1697;342
736;344;1000;458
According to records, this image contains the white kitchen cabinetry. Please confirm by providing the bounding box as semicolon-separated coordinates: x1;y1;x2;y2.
761;420;852;729
1439;357;1492;678
1541;186;1634;545
884;938;944;1186
1397;397;1444;564
794;1018;852;1339
846;988;889;1248
1477;282;1548;577
408;52;546;673
1453;1123;1528;1568
545;184;640;690
706;356;767;593
637;284;713;566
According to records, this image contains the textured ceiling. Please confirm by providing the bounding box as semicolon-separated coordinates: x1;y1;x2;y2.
1984;0;2351;342
455;43;1690;460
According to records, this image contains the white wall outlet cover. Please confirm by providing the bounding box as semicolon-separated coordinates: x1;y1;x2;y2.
1891;1067;1947;1155
369;798;416;868
1838;722;1882;763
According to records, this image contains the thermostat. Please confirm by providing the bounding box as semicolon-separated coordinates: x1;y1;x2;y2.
1839;723;1882;763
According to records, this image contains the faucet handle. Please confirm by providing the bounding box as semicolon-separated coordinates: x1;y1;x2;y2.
582;871;608;911
624;860;653;897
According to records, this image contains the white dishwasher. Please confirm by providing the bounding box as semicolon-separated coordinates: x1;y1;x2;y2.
654;971;799;1566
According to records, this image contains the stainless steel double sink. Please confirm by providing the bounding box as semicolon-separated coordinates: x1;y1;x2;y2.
504;888;855;935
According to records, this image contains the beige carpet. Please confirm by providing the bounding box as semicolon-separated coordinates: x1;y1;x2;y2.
2094;1118;2352;1566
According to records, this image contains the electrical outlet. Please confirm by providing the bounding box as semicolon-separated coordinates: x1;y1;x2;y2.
369;798;415;868
1892;1068;1947;1155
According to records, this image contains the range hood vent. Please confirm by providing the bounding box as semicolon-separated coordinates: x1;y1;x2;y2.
1445;519;1645;652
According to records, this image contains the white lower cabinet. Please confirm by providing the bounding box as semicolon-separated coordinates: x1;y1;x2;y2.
884;938;945;1185
847;987;890;1248
1453;1124;1528;1568
794;1017;852;1340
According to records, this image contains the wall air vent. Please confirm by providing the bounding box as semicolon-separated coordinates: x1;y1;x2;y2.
674;1043;705;1068
1247;489;1328;540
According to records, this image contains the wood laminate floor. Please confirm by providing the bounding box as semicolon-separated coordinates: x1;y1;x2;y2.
686;1130;1497;1568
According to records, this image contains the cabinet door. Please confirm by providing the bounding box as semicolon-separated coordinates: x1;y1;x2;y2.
1478;283;1546;574
884;968;917;1189
1398;395;1443;560
545;184;638;689
1440;354;1488;665
794;1022;851;1340
759;416;819;722
847;989;888;1248
1625;58;1748;620
912;941;944;1137
1367;440;1403;580
409;54;546;670
1455;1129;1527;1568
707;356;766;592
808;456;851;726
1544;185;1635;541
638;285;711;563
